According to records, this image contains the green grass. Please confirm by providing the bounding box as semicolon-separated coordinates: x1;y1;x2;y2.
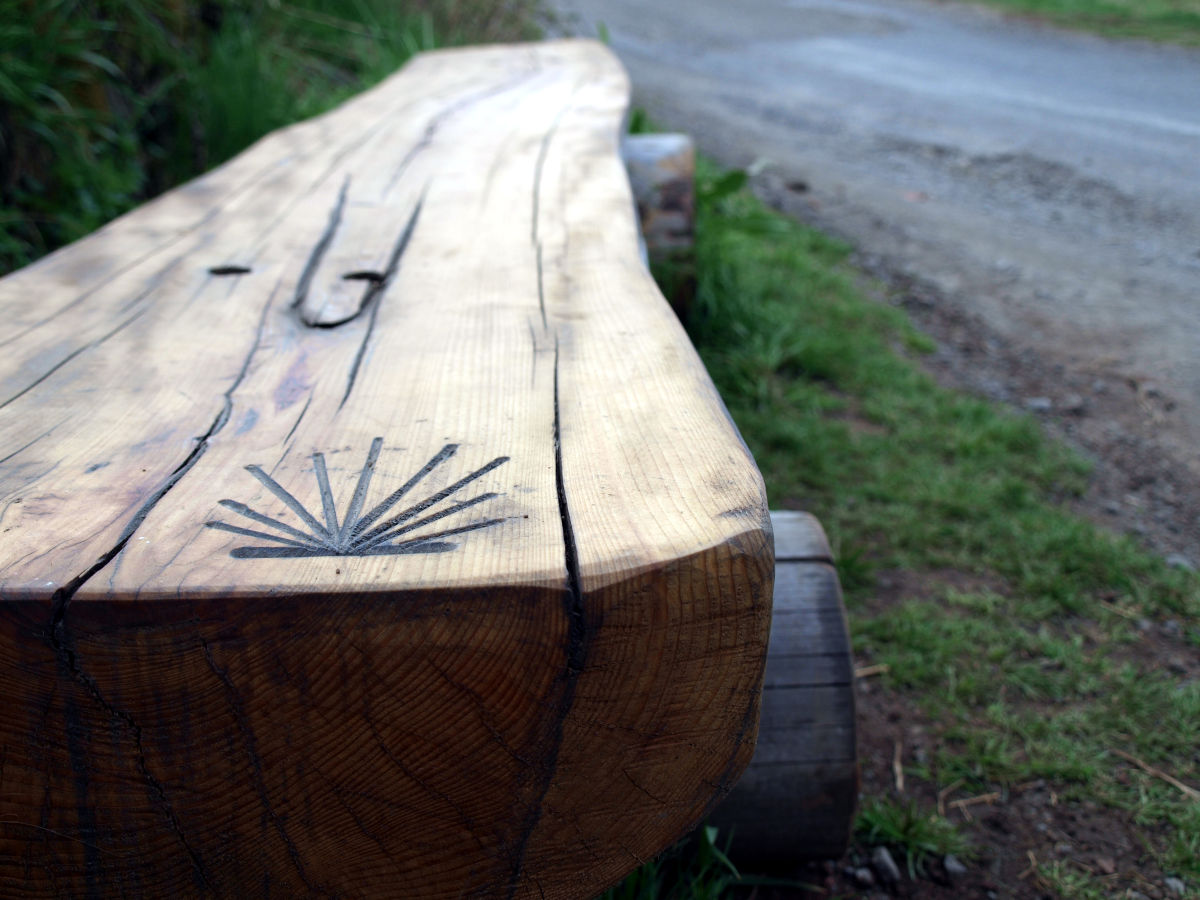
608;159;1200;894
0;0;540;275
855;796;975;877
947;0;1200;45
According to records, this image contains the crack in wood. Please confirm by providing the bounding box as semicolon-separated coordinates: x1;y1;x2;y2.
0;308;148;411
382;69;540;200
42;283;281;878
506;334;589;897
49;624;212;893
292;177;349;322
338;192;425;405
201;640;323;896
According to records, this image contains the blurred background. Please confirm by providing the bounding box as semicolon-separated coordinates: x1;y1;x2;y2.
0;0;540;274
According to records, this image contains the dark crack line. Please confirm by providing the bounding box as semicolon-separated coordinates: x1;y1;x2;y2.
427;661;534;769
359;712;490;856
282;391;313;445
536;242;547;332
529;81;581;247
339;191;425;408
292;177;349;319
202;641;323;896
382;69;540;200
1;307;149;411
1;206;222;351
505;335;588;898
49;630;211;892
0;424;59;466
43;280;281;885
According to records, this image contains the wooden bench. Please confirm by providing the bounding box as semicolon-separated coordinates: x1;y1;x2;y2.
0;39;852;896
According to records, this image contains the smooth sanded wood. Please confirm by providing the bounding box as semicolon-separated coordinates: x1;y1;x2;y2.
0;41;772;898
710;511;857;865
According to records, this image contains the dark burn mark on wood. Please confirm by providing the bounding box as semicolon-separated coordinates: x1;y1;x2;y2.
207;437;509;558
341;271;385;283
208;265;252;276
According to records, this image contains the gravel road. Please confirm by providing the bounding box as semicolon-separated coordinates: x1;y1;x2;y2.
555;0;1200;557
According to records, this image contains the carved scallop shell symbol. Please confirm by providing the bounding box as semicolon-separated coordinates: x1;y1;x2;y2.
206;438;509;558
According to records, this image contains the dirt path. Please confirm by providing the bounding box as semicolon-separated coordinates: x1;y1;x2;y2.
554;0;1200;561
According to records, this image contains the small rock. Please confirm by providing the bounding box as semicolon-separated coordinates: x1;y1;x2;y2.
1095;855;1116;875
1024;396;1053;412
1061;393;1086;414
1166;876;1187;896
1136;618;1154;633
1055;842;1073;855
1164;619;1183;637
1104;500;1121;515
1166;554;1196;572
1167;656;1189;675
871;846;902;884
1127;892;1149;900
943;854;968;877
853;866;875;887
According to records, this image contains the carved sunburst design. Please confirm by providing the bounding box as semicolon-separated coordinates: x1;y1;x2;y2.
206;438;510;558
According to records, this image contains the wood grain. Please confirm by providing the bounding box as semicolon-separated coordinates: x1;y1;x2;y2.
0;41;772;898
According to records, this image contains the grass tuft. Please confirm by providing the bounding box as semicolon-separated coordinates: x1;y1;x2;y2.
855;796;974;876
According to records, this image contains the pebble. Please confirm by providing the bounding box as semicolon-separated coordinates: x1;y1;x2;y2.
871;846;902;884
1166;554;1196;572
1061;393;1086;413
853;866;875;887
1165;876;1186;896
1024;396;1053;412
1164;619;1183;637
1095;855;1116;875
1104;500;1121;515
943;854;968;878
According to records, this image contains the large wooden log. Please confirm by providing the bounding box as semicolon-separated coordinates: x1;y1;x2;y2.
0;41;772;898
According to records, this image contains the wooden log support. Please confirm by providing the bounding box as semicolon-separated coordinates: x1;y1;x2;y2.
622;133;695;262
710;511;858;865
621;133;696;320
0;41;773;898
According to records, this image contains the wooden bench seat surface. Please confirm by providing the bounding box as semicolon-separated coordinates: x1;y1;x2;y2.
0;40;772;898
